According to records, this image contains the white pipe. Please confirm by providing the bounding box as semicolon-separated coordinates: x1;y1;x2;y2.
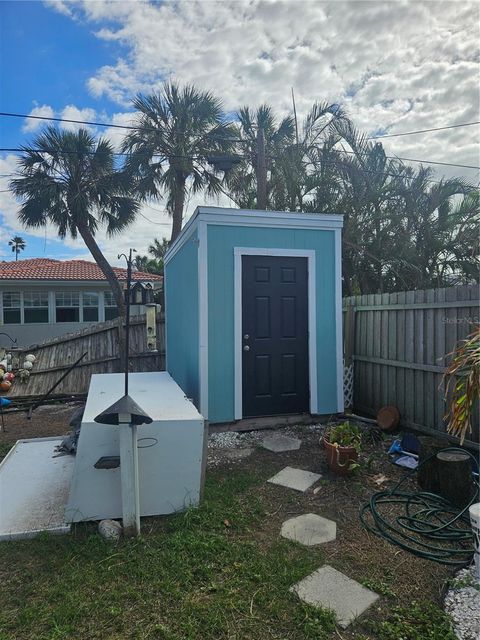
119;421;140;537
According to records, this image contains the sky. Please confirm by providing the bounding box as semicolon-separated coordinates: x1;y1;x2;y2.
0;0;479;264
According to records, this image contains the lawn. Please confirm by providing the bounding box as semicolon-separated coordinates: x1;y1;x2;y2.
0;411;458;640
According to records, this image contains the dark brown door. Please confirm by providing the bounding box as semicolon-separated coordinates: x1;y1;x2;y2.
242;255;309;417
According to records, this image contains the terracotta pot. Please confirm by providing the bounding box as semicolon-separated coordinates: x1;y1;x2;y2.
322;436;359;476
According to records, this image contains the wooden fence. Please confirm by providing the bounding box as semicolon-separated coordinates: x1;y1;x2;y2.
8;314;166;397
343;285;479;446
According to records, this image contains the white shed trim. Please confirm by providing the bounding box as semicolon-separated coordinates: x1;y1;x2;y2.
198;220;209;418
335;228;344;413
164;207;343;264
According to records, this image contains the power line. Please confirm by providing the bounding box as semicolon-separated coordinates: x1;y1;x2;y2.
0;111;151;132
368;121;480;140
334;148;480;170
1;144;478;172
0;110;247;143
138;211;171;226
2;110;480;145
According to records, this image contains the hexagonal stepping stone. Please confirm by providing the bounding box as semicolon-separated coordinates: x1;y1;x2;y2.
290;565;379;628
281;513;336;546
267;466;321;492
262;434;302;452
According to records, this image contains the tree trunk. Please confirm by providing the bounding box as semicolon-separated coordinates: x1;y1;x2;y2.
170;173;186;242
76;223;126;371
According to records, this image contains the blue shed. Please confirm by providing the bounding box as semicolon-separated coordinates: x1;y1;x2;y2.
164;207;343;424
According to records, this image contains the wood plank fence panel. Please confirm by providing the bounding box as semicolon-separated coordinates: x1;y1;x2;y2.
343;284;479;446
7;314;166;397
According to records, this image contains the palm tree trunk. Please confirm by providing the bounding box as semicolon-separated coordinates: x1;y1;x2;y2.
76;222;126;371
171;173;186;242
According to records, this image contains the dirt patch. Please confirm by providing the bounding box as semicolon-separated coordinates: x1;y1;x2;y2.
0;403;82;446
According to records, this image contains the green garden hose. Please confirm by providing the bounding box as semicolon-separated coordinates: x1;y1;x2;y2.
359;447;479;565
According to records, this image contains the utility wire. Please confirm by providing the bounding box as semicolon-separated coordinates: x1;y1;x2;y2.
0;150;452;187
1;109;480;148
1;144;478;172
368;121;480;139
138;211;171;226
335;149;480;170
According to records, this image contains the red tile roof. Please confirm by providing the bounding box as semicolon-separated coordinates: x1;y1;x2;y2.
0;258;163;282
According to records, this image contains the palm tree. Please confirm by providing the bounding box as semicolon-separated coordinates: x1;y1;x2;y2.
123;82;236;242
225;102;346;211
225;104;295;208
10;127;140;320
148;237;169;260
8;235;26;260
133;254;163;275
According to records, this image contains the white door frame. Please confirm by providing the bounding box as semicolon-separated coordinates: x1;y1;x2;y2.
233;247;318;420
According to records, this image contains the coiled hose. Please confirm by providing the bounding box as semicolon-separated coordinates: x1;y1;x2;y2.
360;447;479;565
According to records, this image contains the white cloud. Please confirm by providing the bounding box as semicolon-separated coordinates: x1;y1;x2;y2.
44;0;479;185
3;0;479;261
60;105;97;132
22;104;55;133
43;0;74;18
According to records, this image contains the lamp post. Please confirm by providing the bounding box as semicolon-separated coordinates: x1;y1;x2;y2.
94;248;152;537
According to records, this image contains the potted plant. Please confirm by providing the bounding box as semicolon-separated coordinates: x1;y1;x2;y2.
323;421;362;475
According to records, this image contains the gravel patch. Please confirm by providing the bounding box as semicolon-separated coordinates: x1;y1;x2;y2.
444;564;480;640
206;424;326;468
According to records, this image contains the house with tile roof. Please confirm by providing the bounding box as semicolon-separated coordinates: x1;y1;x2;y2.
0;258;163;347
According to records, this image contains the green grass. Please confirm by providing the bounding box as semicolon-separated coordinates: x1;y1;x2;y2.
0;469;335;640
0;442;12;462
363;601;456;640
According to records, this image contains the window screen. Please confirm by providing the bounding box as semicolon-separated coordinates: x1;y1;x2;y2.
55;291;80;323
24;291;49;323
2;292;21;324
82;292;99;322
104;291;119;320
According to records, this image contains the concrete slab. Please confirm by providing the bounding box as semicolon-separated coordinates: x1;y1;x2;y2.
267;467;321;492
0;437;73;541
262;434;302;452
281;513;336;546
290;565;379;628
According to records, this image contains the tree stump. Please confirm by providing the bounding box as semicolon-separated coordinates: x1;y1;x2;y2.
417;436;450;494
436;451;475;509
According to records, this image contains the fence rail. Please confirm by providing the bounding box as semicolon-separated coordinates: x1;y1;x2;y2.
7;314;166;397
343;284;479;446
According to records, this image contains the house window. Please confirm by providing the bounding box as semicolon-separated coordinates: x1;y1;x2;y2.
104;291;119;320
24;291;49;323
55;291;80;323
82;292;99;322
2;292;21;324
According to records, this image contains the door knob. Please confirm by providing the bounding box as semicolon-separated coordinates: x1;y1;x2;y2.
244;334;249;340
243;345;250;352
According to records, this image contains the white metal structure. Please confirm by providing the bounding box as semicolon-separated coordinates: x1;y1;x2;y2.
0;437;73;541
66;372;206;523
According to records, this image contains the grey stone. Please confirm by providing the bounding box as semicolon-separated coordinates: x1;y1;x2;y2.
262;434;302;452
98;519;122;542
267;466;321;492
290;565;379;628
281;513;337;546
